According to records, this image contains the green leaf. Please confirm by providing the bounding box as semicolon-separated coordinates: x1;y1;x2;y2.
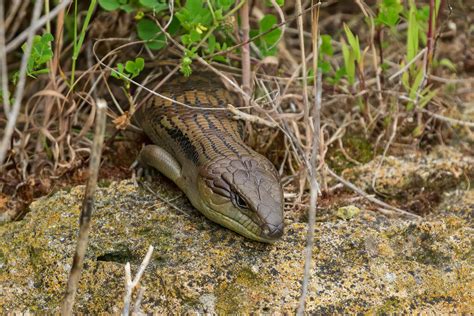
176;0;212;30
137;18;159;40
146;33;166;50
120;3;135;13
42;33;54;42
319;60;331;73
401;62;410;91
98;0;121;11
181;34;192;46
212;55;228;63
416;5;430;23
166;16;181;35
406;67;424;110
139;0;168;12
207;34;216;53
257;14;282;56
189;28;202;42
407;1;419;62
124;61;136;76
217;0;234;11
125;57;145;78
260;15;279;43
343;24;360;62
410;68;424;98
320;34;333;56
111;62;127;79
29;68;50;76
214;8;224;21
180;56;193;77
376;0;402;27
419;87;437;108
438;58;456;71
341;42;355;85
137;18;166;50
333;67;346;84
135;57;144;71
22;33;54;76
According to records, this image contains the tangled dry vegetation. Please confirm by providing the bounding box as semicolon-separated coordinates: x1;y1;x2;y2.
0;0;473;223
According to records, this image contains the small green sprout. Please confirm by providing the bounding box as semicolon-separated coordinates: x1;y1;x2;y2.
22;33;54;77
111;57;145;89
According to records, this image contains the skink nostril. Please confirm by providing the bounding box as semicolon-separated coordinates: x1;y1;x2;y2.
263;223;284;238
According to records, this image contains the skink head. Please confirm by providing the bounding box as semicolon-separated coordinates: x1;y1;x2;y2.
197;155;284;243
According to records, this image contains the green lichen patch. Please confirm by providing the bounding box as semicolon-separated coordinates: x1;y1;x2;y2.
215;267;266;313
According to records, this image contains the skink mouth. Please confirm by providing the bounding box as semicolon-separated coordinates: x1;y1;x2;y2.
203;204;283;243
261;222;284;239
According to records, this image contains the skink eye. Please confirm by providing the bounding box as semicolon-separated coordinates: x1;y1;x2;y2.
235;194;248;209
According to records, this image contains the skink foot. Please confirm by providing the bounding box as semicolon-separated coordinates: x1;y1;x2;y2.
130;158;160;186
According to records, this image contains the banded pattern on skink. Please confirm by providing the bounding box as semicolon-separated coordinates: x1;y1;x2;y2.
134;73;284;242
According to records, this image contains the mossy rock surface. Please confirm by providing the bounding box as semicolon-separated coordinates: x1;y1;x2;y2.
342;146;474;215
1;146;473;313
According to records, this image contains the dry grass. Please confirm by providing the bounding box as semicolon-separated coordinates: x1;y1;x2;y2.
0;0;473;261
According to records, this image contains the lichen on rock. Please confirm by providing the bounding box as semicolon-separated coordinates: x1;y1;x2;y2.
1;147;473;313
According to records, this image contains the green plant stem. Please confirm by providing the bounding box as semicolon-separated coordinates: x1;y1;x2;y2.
70;0;97;88
193;0;246;54
203;3;317;59
70;0;78;86
44;0;51;33
206;0;216;24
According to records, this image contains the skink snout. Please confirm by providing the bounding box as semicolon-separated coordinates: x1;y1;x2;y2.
262;222;284;240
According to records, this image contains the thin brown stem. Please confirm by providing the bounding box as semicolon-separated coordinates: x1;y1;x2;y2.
295;0;309;125
239;0;251;105
0;0;10;114
61;99;108;315
297;2;321;314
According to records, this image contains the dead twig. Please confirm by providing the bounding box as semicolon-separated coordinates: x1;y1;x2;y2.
0;0;44;166
61;99;108;315
239;0;251;104
297;2;322;314
122;245;154;316
0;0;10;114
420;108;474;128
388;48;427;81
356;0;384;110
295;0;310;126
227;104;278;128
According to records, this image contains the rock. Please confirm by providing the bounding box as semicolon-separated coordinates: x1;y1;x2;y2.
336;205;361;220
1;147;473;313
342;146;474;216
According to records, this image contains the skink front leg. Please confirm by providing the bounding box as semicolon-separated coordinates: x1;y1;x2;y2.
138;144;184;189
